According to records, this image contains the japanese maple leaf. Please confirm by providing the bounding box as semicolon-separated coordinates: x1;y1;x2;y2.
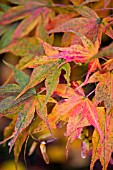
0;37;44;71
49;5;113;44
33;84;103;143
0;1;51;41
65;114;90;158
0;62;56;148
87;71;113;112
0;93;57;154
49;5;101;44
42;34;101;83
14;41;71;103
0;62;56;153
0;62;36;114
91;107;113;170
2;116;28;164
55;35;99;63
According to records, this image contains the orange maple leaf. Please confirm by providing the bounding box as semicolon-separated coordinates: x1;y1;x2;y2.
33;84;103;148
91;107;113;170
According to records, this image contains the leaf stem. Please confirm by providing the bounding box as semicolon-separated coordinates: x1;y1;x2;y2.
86;89;95;98
95;8;113;11
37;88;46;95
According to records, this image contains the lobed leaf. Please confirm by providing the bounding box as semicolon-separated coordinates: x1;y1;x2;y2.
33;84;83;133
49;16;101;44
33;84;103;143
0;37;44;71
0;1;112;167
49;17;99;42
49;8;112;46
0;1;52;47
48;34;100;69
43;62;71;109
15;60;62;100
65;114;90;158
0;62;36;113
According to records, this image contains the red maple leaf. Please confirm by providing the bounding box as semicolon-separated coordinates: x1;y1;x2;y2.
33;84;103;155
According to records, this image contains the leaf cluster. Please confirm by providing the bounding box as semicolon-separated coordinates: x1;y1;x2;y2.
0;0;113;169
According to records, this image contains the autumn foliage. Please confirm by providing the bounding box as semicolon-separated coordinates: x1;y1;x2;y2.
0;0;113;169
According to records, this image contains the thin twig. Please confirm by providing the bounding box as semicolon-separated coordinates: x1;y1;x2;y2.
95;8;113;11
86;89;95;98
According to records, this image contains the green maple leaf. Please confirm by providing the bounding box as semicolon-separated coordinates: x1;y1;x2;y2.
0;62;36;113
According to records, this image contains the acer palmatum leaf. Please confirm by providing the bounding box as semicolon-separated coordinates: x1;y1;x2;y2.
91;107;113;170
87;71;113;112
